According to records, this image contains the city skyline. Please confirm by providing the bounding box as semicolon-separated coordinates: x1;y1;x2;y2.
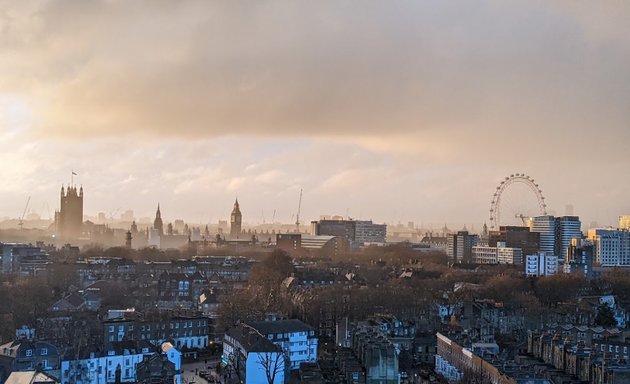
2;1;630;227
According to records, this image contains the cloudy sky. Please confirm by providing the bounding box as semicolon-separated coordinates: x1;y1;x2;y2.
1;0;629;228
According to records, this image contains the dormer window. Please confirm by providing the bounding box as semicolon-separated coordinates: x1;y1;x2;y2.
25;349;33;357
41;348;48;356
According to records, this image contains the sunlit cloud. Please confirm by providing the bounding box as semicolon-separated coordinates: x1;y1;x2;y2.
0;1;629;226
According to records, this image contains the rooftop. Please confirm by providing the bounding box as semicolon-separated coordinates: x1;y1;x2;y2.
248;319;314;335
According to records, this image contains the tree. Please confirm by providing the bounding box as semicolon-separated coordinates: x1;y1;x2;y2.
261;249;294;277
595;304;617;327
257;351;285;384
534;274;585;308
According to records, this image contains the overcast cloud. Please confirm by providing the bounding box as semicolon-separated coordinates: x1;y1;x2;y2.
1;0;629;228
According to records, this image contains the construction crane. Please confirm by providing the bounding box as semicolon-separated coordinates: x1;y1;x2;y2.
515;213;530;226
295;189;303;233
18;196;31;230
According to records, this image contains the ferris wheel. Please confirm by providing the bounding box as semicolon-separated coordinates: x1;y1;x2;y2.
489;173;547;229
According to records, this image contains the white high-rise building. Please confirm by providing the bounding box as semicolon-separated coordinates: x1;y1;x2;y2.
529;216;556;255
525;253;558;277
587;228;630;266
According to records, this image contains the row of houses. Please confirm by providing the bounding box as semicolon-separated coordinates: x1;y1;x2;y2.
0;334;182;384
528;326;630;383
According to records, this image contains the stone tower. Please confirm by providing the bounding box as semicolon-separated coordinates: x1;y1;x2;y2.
56;185;84;239
230;198;242;238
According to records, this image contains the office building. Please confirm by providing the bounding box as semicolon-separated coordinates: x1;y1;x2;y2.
528;216;556;256
555;216;582;258
619;215;630;230
488;226;540;256
312;219;386;248
587;228;630;266
446;231;479;264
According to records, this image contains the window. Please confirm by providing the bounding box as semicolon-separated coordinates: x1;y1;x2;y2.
25;349;33;357
41;348;48;356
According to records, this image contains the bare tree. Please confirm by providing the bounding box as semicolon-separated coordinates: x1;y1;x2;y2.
256;351;285;384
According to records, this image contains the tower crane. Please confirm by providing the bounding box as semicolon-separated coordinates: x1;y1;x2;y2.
295;189;303;233
18;196;31;230
515;213;530;226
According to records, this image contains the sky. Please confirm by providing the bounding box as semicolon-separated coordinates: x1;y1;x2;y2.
1;0;629;229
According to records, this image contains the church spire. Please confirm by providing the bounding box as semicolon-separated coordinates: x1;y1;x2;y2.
154;203;163;236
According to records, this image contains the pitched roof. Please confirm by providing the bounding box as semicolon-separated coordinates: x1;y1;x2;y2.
65;293;86;308
226;324;280;353
5;371;59;384
248;319;314;335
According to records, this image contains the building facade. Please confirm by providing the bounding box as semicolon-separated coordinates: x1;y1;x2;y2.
0;340;60;382
222;324;285;384
565;238;594;277
446;231;479;264
352;325;399;384
488;226;540;256
525;253;558;277
528;215;556;256
103;315;209;350
587;228;630;266
61;341;181;384
248;320;318;371
555;216;582;258
312;219;386;248
472;242;522;265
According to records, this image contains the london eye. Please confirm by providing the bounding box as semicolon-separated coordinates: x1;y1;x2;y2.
489;173;547;229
